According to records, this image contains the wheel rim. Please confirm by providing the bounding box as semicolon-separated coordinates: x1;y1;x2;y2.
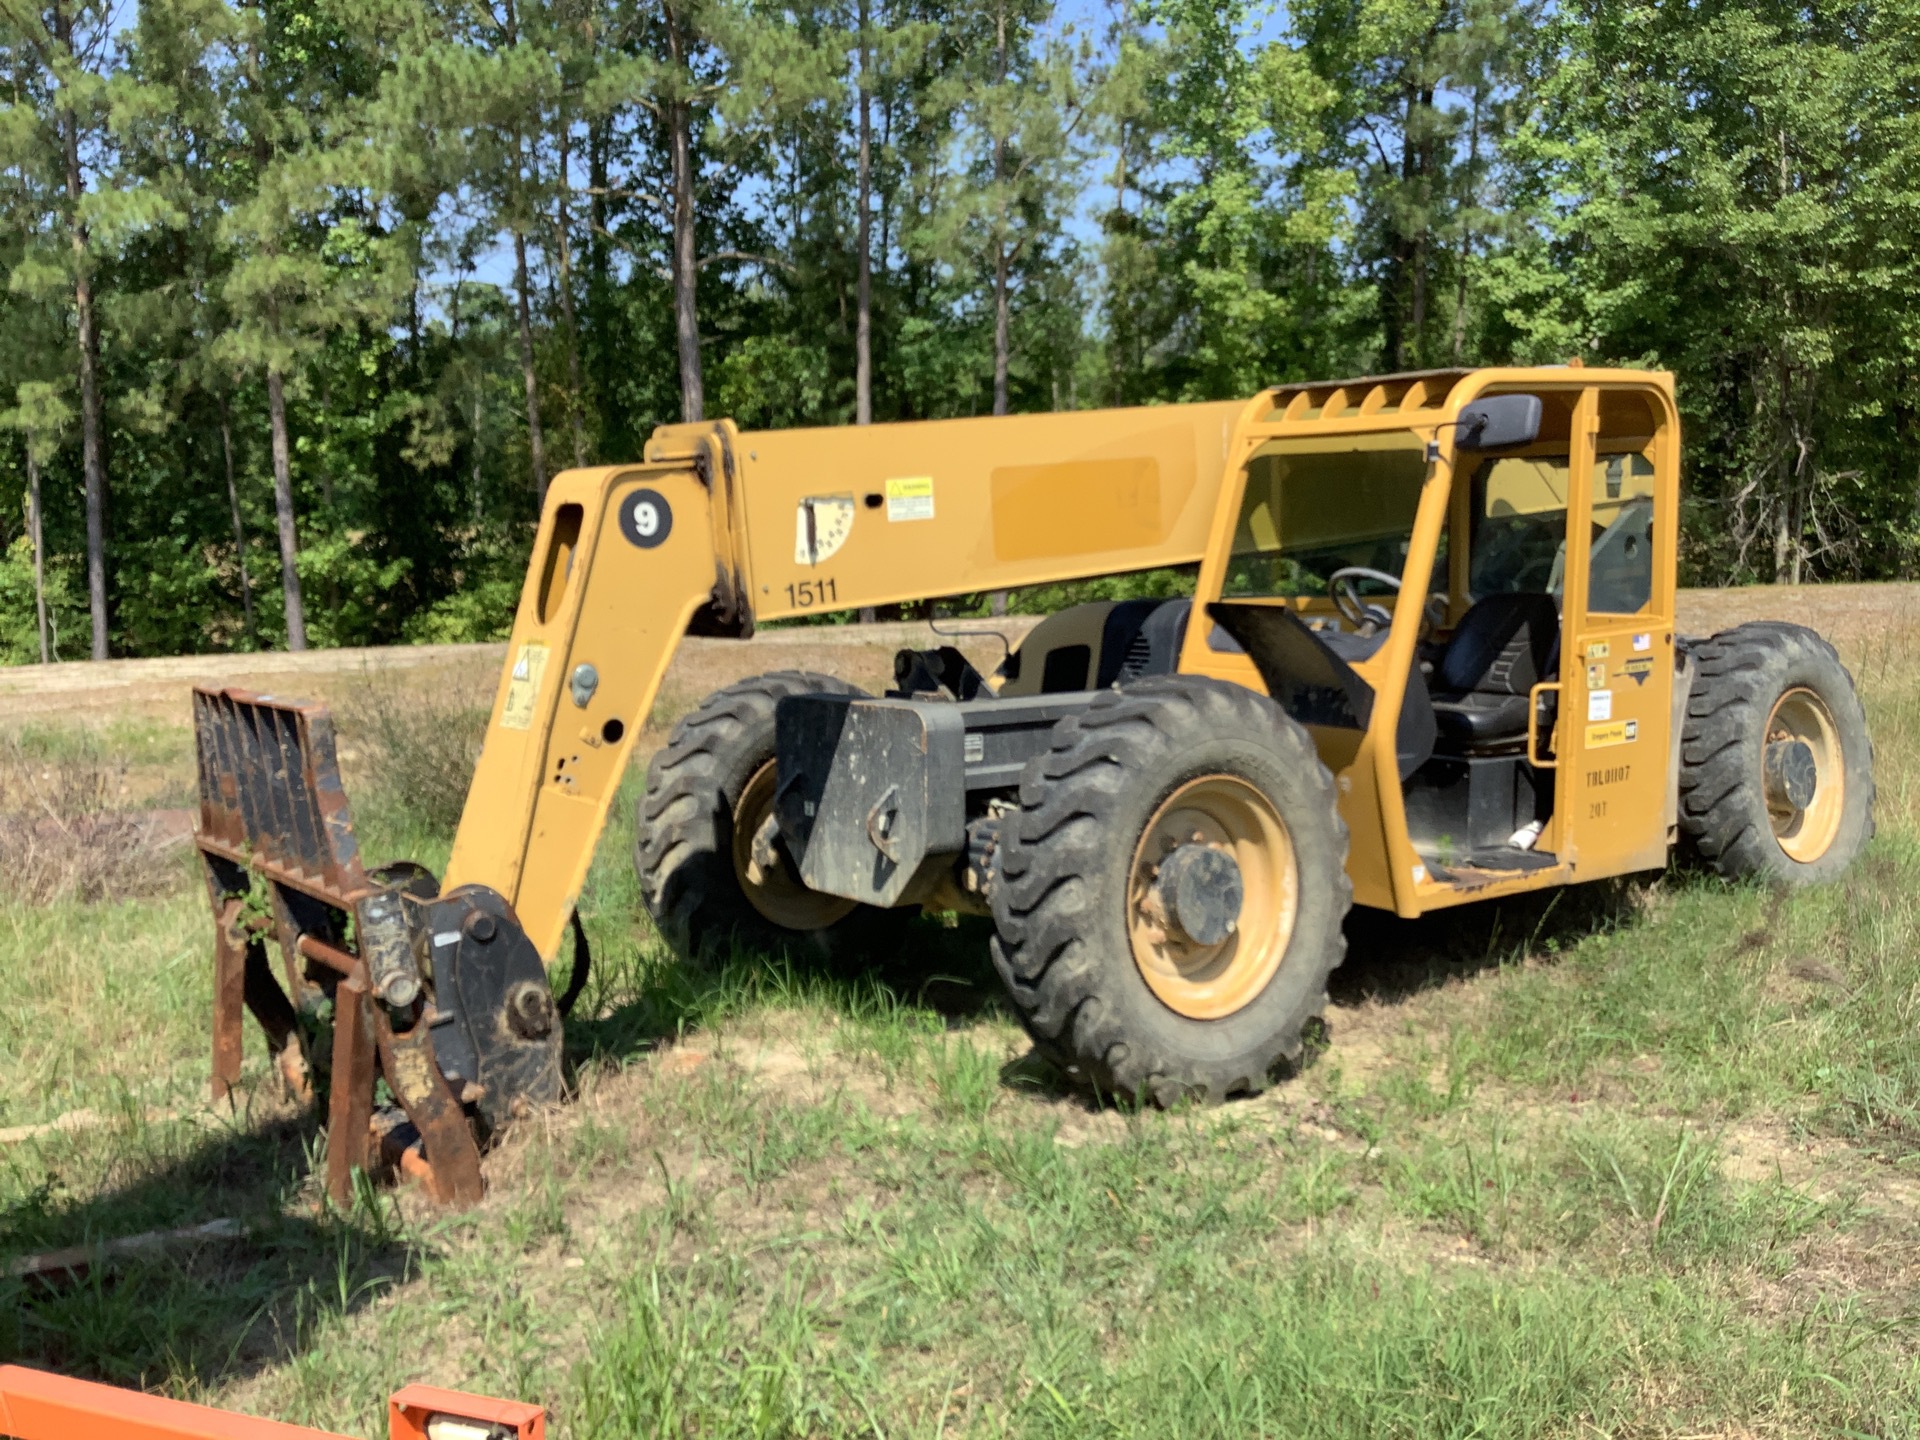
1127;774;1299;1020
1765;688;1845;864
731;760;857;930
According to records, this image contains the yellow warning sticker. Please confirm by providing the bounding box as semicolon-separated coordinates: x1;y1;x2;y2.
500;641;550;730
884;475;935;522
1586;640;1611;660
1586;662;1607;689
1585;718;1639;748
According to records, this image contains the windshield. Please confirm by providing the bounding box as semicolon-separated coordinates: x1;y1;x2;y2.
1223;433;1431;600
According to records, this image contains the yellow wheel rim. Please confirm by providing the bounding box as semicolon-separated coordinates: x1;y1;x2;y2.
1127;774;1299;1021
731;760;857;931
1765;688;1845;864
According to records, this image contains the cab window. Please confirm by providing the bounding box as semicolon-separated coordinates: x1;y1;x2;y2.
1465;449;1655;614
1469;456;1570;598
1588;453;1655;615
1224;433;1432;599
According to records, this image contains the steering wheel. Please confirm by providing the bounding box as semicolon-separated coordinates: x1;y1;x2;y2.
1328;567;1403;633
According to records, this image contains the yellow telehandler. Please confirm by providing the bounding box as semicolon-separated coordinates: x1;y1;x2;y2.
193;366;1873;1205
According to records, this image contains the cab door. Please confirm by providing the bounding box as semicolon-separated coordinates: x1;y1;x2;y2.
1554;386;1678;878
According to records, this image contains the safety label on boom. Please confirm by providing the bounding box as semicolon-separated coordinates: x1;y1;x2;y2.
885;475;935;522
500;641;550;730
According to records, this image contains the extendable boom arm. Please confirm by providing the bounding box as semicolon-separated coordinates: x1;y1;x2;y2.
442;401;1249;958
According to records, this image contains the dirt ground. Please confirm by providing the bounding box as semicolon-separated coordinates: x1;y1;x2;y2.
0;619;1038;726
0;581;1905;727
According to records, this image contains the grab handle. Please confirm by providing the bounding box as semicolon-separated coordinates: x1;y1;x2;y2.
1528;682;1562;768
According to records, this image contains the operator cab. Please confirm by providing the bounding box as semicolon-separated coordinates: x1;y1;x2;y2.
1399;400;1662;876
1178;376;1675;896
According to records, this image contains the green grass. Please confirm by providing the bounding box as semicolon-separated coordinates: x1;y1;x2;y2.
6;630;1920;1436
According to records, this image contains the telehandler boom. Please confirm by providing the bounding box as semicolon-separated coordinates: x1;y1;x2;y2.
195;367;1874;1205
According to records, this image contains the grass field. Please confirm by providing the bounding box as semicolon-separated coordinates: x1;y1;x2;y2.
4;589;1920;1436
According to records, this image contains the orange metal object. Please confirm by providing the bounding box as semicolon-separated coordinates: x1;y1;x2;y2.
0;1364;546;1440
0;1363;355;1439
389;1385;546;1440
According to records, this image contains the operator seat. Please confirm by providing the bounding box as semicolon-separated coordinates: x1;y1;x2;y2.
1428;593;1559;749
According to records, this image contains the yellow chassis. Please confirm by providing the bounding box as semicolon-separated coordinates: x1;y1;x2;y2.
445;365;1684;959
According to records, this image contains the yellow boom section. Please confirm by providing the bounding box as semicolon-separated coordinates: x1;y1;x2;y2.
445;400;1247;959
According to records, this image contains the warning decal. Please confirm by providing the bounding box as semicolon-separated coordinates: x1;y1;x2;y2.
885;475;935;522
500;641;550;730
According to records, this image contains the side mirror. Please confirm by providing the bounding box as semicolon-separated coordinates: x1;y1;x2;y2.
1454;394;1542;452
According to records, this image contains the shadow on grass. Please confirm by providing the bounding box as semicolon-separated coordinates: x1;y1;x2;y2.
564;913;1010;1072
0;1113;420;1391
1333;873;1655;1008
566;881;1664;1110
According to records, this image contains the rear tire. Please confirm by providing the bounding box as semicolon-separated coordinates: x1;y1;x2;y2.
1678;622;1873;884
989;676;1351;1105
637;671;909;964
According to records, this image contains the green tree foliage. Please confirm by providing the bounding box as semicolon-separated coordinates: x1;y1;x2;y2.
0;0;1916;661
1493;0;1920;583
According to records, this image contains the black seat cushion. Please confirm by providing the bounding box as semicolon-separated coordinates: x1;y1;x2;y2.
1429;593;1559;748
1431;688;1532;744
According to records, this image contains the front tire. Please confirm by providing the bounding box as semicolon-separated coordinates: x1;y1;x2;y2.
1678;622;1874;884
989;676;1351;1105
637;671;908;963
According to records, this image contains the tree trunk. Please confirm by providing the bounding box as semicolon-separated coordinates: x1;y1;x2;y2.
219;399;257;644
266;369;307;651
1450;90;1481;365
993;243;1011;416
512;228;549;505
555;132;588;467
471;393;485;524
991;0;1010;417
1773;494;1794;583
52;3;108;661
665;2;704;422
586;114;615;450
26;447;48;664
855;0;873;426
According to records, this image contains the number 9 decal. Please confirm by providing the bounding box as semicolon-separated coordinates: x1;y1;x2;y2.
619;488;673;549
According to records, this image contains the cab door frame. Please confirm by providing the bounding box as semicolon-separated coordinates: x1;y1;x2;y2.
1552;380;1683;879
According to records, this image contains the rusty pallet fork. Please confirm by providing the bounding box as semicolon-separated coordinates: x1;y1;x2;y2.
195;689;565;1206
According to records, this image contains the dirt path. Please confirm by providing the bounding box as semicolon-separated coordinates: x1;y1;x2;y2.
0;581;1908;727
0;619;1038;725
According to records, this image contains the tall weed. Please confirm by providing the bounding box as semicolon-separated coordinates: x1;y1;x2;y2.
336;666;491;837
0;731;183;903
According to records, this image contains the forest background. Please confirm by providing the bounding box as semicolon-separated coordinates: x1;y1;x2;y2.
0;0;1914;660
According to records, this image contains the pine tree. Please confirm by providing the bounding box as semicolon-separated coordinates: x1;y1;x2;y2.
0;0;129;657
